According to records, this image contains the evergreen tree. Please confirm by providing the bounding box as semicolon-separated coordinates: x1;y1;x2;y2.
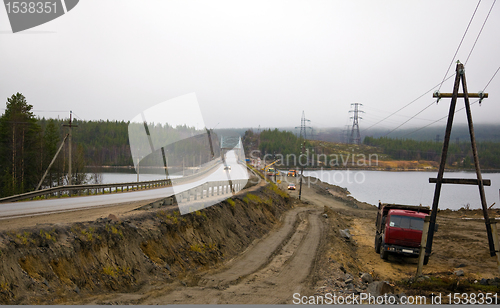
0;93;42;196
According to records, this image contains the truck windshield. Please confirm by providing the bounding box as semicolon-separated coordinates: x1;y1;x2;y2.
389;215;424;231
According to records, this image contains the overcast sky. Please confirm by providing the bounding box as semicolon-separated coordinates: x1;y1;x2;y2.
1;0;499;133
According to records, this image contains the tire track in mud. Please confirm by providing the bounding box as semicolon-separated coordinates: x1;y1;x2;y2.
200;206;309;288
136;207;325;304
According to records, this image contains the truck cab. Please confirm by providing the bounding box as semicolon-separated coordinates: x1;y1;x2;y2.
375;203;431;264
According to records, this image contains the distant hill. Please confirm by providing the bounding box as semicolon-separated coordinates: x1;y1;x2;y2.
362;124;500;143
260;124;500;143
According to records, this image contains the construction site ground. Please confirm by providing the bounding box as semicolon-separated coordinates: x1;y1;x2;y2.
1;176;499;304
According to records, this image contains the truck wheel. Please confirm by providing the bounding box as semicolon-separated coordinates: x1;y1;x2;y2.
423;255;429;265
380;240;388;260
374;235;381;253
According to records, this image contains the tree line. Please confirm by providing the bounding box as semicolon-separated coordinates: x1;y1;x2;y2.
0;93;221;197
243;128;305;157
363;136;500;169
0;93;96;197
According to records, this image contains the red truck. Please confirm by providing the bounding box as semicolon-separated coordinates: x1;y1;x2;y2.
375;202;431;264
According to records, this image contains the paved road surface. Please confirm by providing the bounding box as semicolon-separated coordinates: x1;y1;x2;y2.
0;151;248;219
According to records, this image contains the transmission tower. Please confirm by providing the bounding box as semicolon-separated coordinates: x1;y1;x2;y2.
348;103;364;145
295;111;312;140
342;125;351;144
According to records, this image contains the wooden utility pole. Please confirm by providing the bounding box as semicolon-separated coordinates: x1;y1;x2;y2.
490;218;500;275
426;62;495;264
36;134;69;190
416;216;430;276
62;111;77;185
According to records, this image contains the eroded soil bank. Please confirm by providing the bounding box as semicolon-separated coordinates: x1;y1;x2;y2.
0;183;291;304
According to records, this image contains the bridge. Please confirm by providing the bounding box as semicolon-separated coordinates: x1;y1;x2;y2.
220;136;244;161
0;149;250;219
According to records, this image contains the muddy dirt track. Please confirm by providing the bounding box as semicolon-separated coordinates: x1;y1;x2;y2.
135;208;322;304
66;198;325;304
2;176;500;304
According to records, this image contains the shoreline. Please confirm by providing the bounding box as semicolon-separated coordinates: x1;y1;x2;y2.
302;176;499;215
286;167;500;173
91;165;500;173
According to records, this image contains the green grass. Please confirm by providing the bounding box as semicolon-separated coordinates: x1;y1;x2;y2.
157;210;185;224
190;243;218;253
267;182;288;198
105;224;124;239
16;231;34;245
190;244;203;253
246;193;263;204
39;229;57;242
0;282;9;292
102;265;131;277
195;210;208;218
72;226;101;242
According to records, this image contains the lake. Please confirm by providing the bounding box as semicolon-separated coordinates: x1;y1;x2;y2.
303;169;500;210
96;168;500;211
86;167;185;184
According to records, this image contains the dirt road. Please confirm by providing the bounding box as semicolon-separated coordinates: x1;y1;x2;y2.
74;203;323;304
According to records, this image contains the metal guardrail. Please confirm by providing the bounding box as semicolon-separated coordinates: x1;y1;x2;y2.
0;179;173;203
176;179;248;203
139;178;250;213
0;158;229;203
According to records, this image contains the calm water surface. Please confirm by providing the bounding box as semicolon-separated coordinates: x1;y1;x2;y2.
303;170;500;210
97;168;500;210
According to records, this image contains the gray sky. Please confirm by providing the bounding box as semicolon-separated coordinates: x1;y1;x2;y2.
1;0;499;132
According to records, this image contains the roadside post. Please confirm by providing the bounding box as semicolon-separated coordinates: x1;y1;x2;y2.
274;154;277;184
489;218;500;276
416;216;430;276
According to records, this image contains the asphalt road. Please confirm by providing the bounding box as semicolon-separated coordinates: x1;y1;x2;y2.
0;151;248;219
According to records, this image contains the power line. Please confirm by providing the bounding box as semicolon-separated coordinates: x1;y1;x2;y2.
363;106;437;122
365;74;455;131
385;100;437;136
382;0;496;137
403;63;500;138
72;112;85;121
364;0;488;133
402;99;481;137
438;0;482;91
465;0;496;65
483;65;500;90
33;109;68;113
